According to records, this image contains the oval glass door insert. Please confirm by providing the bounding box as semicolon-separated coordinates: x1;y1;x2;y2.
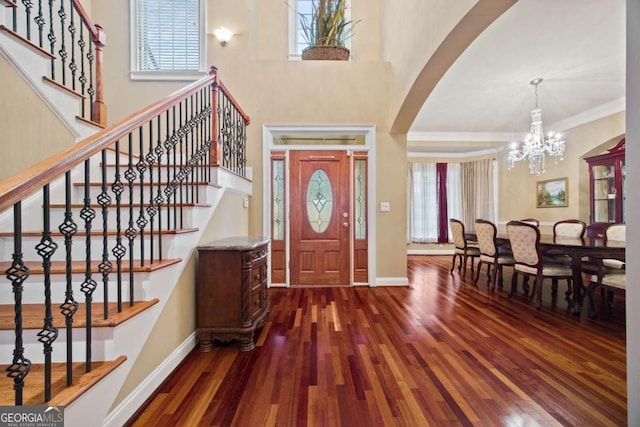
306;169;333;233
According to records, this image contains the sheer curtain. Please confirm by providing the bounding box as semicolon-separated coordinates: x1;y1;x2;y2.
408;162;438;242
460;158;495;232
446;163;461;239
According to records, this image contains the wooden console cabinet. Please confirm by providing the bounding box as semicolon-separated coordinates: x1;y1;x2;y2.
196;236;270;352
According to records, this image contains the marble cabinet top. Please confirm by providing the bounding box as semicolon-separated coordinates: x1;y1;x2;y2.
197;236;270;251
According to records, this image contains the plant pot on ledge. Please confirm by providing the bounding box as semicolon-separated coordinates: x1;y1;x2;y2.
301;45;350;61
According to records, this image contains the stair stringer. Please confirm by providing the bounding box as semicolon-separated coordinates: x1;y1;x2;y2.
62;175;246;426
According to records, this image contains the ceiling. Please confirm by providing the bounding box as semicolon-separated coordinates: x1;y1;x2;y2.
407;0;626;155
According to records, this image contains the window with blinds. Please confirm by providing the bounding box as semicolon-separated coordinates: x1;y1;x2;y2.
132;0;205;79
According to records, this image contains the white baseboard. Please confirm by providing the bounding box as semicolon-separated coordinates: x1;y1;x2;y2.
103;333;198;427
407;249;454;255
374;277;409;286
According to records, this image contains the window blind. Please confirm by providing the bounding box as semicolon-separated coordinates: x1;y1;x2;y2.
136;0;201;71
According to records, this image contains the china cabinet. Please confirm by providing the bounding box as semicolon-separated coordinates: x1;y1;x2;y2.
585;138;625;238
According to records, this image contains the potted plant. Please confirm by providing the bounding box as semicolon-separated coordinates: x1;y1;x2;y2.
299;0;359;60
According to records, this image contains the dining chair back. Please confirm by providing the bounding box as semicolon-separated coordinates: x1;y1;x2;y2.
506;220;573;309
553;219;586;238
449;218;480;279
605;223;626;242
474;219;514;291
519;218;540;227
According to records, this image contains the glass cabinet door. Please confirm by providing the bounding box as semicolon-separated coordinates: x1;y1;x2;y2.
592;162;616;223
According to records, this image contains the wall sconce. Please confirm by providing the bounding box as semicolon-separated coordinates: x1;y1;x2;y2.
213;26;233;47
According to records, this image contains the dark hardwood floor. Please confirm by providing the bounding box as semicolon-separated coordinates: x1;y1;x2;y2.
127;255;626;426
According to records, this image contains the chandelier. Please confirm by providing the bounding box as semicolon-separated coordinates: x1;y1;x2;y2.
508;78;565;175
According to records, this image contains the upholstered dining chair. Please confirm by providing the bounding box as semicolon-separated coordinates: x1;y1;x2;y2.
553;219;587;238
587;270;626;319
506;220;573;309
449;218;480;279
474;219;514;291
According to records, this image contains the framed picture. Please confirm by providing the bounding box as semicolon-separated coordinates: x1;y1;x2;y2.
536;177;568;208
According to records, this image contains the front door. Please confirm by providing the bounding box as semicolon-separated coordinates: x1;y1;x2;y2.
290;150;350;286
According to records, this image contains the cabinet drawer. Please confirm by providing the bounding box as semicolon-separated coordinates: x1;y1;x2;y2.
242;245;268;267
250;289;263;317
251;262;267;290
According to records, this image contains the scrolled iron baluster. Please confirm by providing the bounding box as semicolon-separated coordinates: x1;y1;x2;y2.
35;185;59;402
125;133;138;307
21;0;33;41
78;26;87;117
111;141;126;312
68;2;77;90
5;202;31;405
58;171;78;386
97;150;112;320
136;127;148;266
154;119;166;261
34;0;45;47
79;159;97;371
47;0;56;78
145;122;158;264
57;0;68;85
163;110;176;231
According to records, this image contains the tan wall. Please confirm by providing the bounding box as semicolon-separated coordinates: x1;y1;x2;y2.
113;190;249;407
0;56;75;182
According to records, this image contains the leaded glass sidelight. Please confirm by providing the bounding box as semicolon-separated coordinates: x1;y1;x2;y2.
306;169;333;233
272;159;285;240
355;159;366;239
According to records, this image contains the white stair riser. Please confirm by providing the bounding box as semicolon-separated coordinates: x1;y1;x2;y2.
0;233;180;261
71;185;210;208
0;274;148;304
0;327;118;364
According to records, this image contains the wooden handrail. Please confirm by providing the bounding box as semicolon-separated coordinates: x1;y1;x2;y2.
218;81;251;125
0;74;215;212
71;0;98;38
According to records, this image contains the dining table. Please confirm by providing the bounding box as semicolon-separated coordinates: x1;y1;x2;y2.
492;234;626;315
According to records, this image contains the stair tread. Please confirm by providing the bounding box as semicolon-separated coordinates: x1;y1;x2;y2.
0;258;181;274
0;356;127;406
0;299;159;330
0;228;199;237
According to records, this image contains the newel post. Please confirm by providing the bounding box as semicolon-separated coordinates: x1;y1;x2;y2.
92;25;107;126
210;66;220;167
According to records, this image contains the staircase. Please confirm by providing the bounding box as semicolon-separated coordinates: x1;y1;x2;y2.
0;1;251;425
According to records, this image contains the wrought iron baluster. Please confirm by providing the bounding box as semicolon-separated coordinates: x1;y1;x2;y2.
21;0;33;41
87;37;95;120
163;109;175;232
125;133;138;307
36;185;59;401
177;103;184;229
98;150;112;319
68;2;77;90
58;171;78;386
5;202;31;405
35;0;45;48
57;0;68;85
111;141;126;312
154;117;165;261
145;122;157;264
78;25;87;117
136;127;148;267
47;0;56;78
188;95;195;204
79;159;97;371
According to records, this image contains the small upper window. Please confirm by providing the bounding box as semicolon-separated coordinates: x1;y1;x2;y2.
131;0;206;80
288;0;354;59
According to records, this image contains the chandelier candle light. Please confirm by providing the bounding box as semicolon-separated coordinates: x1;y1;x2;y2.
508;78;565;175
